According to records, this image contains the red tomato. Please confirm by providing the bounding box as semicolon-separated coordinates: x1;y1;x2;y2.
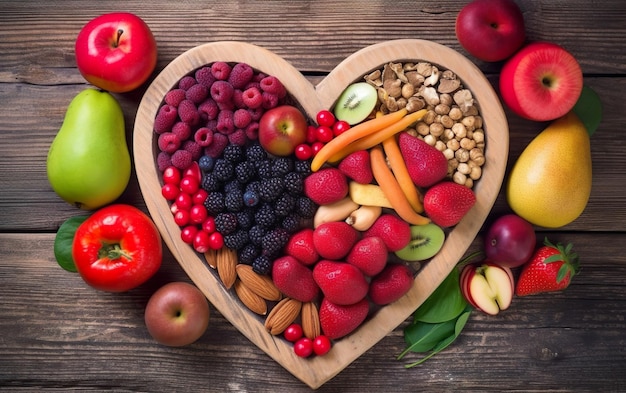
72;204;162;292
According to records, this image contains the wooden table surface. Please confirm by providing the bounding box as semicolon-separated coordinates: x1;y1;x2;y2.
2;1;625;391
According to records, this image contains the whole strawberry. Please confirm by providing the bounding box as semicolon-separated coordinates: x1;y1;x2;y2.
304;167;348;205
515;238;580;296
319;297;369;340
423;182;476;227
398;131;448;187
338;150;373;184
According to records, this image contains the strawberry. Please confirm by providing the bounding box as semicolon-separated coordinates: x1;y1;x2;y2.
423;181;476;227
272;256;319;302
304;167;348;205
319;297;369;340
368;263;414;305
515;238;580;296
284;228;318;266
398;131;448;187
346;236;388;277
363;213;411;252
338;150;373;184
313;260;369;305
313;221;360;260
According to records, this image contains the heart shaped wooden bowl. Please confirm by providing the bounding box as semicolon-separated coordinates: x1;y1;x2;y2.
134;39;508;389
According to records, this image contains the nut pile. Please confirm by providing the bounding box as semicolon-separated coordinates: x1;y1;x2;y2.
364;62;486;188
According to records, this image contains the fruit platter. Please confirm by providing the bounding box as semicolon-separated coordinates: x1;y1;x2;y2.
133;39;508;388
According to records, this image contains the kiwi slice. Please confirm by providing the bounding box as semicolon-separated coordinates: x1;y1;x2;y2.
394;223;445;262
333;82;378;125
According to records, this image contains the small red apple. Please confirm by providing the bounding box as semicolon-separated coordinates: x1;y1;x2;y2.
484;214;536;268
258;105;308;156
499;41;583;121
144;282;210;347
75;12;157;93
455;0;526;62
460;262;514;315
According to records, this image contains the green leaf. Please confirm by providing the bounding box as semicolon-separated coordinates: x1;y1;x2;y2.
413;267;468;324
53;216;88;272
573;85;602;137
398;319;456;358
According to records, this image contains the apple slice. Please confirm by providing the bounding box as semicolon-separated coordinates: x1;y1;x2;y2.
460;263;514;315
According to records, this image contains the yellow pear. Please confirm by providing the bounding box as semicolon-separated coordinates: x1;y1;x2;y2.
506;111;591;228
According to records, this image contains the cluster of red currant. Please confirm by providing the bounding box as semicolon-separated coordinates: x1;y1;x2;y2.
293;110;351;161
283;323;332;358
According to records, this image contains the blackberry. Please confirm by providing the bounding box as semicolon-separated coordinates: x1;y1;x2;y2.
246;180;261;193
238;243;260;265
255;160;272;179
201;173;221;192
248;224;267;246
204;192;225;215
284;172;304;195
262;228;290;258
213;159;234;182
297;196;317;218
224;229;249;251
274;193;296;216
255;203;277;228
258;177;285;203
246;142;267;162
235;161;255;184
225;189;244;212
252;254;272;275
236;209;254;229
281;214;301;233
224;179;242;194
242;189;259;207
272;157;294;177
295;159;313;175
222;144;245;163
214;212;238;235
198;155;215;172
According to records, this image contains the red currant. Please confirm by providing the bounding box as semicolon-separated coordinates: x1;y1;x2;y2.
180;225;198;244
161;183;180;200
202;216;216;234
311;141;325;156
283;323;304;342
306;125;318;144
189;204;208;224
208;231;224;250
332;120;351;136
162;166;181;185
173;209;190;226
293;337;314;358
294;143;313;160
180;175;200;195
313;335;332;356
175;192;192;211
192;189;208;205
316;110;336;127
315;125;334;143
193;230;212;253
183;161;202;182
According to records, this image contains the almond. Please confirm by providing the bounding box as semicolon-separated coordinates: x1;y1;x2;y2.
236;264;282;301
264;297;302;335
203;248;218;269
216;247;237;289
301;301;321;339
234;279;267;315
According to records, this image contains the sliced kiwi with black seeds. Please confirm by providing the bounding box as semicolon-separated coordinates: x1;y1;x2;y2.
333;82;378;125
394;223;445;262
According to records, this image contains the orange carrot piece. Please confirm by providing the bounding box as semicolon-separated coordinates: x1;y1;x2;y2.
382;135;424;213
370;145;430;226
310;108;408;172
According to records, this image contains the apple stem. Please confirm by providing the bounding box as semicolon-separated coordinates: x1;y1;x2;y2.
115;29;124;48
99;242;133;261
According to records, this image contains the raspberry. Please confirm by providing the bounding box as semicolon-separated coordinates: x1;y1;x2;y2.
224;229;249;251
157;151;172;172
217;99;235;112
228;129;247;146
178;75;197;90
217;110;235;135
194;127;213;147
223;144;244;163
198;99;219;122
171;121;192;141
245;81;261;90
154;105;178;134
262;228;290;258
186;83;209;104
258;177;285;203
199;155;215;172
182;140;202;161
210;80;234;104
204;132;229;158
214;212;238;235
204;192;225;215
242;86;262;109
252;72;266;83
244;122;259;140
239;243;260;265
228;62;254;89
178;99;200;126
248;225;267;246
252;255;272;275
255;203;277;228
164;89;186;107
157;132;181;154
171;149;193;170
195;66;216;88
233;108;252;129
213;159;234;182
260;75;287;98
261;91;279;109
211;61;232;81
201;173;220;192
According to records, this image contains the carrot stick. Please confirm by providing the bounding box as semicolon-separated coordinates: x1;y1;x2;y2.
370;145;430;226
310;108;408;172
327;109;427;163
382;135;424;213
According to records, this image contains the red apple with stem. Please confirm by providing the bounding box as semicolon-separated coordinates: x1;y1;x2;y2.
144;282;210;347
259;105;308;156
75;12;157;93
455;0;526;62
499;41;583;121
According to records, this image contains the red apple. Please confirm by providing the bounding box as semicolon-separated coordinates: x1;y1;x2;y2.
144;282;210;347
499;41;583;121
258;105;308;156
455;0;525;62
460;262;514;315
484;214;536;268
75;12;157;93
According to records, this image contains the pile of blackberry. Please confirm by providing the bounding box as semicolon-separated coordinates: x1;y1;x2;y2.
200;141;317;275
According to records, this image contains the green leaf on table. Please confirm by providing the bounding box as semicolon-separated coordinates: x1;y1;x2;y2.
400;318;456;355
53;215;88;272
573;85;602;137
413;267;468;324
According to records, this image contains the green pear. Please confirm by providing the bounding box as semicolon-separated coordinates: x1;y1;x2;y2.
47;88;130;210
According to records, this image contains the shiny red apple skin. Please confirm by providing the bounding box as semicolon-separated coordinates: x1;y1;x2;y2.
259;105;308;156
484;214;536;268
455;0;525;62
144;282;210;347
499;41;583;121
75;12;157;93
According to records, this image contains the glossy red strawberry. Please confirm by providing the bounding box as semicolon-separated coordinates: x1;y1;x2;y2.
423;181;476;227
313;260;369;305
368;263;414;305
363;213;411;252
338;150;373;184
313;221;360;260
303;167;348;205
272;256;320;302
398;131;448;187
284;228;318;266
319;297;369;340
515;238;580;296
